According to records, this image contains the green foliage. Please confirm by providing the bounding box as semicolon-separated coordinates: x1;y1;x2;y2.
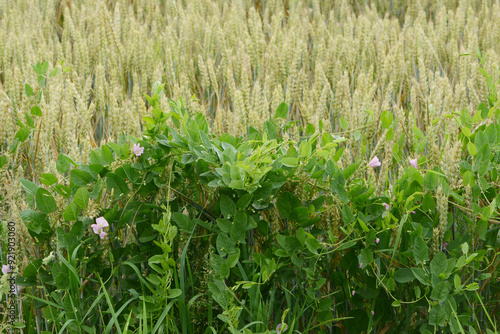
10;59;500;333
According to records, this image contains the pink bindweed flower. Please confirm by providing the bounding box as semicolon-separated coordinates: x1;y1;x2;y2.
368;156;381;168
411;211;416;214
443;242;448;250
382;203;390;211
371;311;375;316
91;217;109;239
14;285;23;295
352;290;356;296
2;265;11;275
375;238;380;244
276;323;288;334
409;158;418;168
132;143;144;157
359;263;363;268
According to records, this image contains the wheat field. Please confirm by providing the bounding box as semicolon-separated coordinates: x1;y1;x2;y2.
1;0;500;272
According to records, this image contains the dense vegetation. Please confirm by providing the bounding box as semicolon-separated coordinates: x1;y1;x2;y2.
1;0;500;333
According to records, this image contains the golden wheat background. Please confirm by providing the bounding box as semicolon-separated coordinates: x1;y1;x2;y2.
1;0;500;283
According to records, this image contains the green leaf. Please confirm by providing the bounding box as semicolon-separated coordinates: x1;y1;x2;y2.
31;63;41;74
281;157;299;167
263;120;278;140
70;169;94;188
429;304;447;327
357;218;369;233
475;131;489;150
385;127;394;141
20;178;38;207
478;102;489;119
299;141;312;158
35;188;57;214
340;117;348;130
219;262;230;279
462;170;474;187
391;300;401;307
381;111;393;129
20;210;48;234
226;250;240;268
236;193;253;209
422;192;436;212
15;127;31;142
220;195;236;219
413;126;424;139
73;187;89;209
423;171;439;191
105;172;130;198
296;228;305;246
453;274;462;290
331;171;348;202
413;236;429;265
63;203;80;221
343;162;360;180
25;84;34;97
216;233;235;256
394;268;415;283
290;207;309;223
231;211;247;243
411;268;430;285
41;61;49;74
461;126;472;137
430;252;448;276
20;210;52;242
172;212;195;232
39;173;57;186
485;124;497;145
305;124;315;135
0;155;7;169
341;205;355;224
23;260;42;278
54;184;71;198
122;164;140;183
216;219;232;234
415;286;421;299
31;106;42;116
166;288;182;299
467;142;477;156
305;238;320;255
277;192;300;220
275;102;288;119
431;281;450;303
360;248;373;266
101;145;115;165
49;67;59;77
461;242;469;255
19;178;36;197
56;154;76;174
283;236;301;252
